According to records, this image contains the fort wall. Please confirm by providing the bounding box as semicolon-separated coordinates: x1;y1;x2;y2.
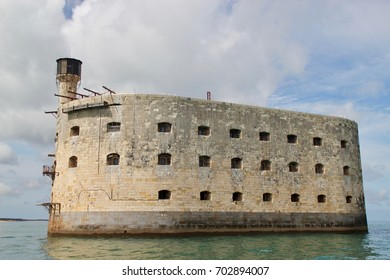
47;93;367;235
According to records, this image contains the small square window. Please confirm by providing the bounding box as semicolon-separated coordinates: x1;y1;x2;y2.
70;126;80;136
158;190;171;200
158;153;172;165
199;156;211;167
232;192;243;202
313;137;322;146
200;191;211;201
287;134;297;144
289;162;298;172
261;160;271;171
318;194;326;203
230;129;241;139
158;122;172;133
263;193;272;202
198;126;210;136
259;132;270;141
315;163;324;174
107;122;121;132
291;193;300;202
231;158;242;169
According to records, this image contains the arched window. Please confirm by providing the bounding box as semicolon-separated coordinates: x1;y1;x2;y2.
289;162;298;172
158;122;172;133
287;134;297;144
107;122;121;132
198;126;210;136
232;192;243;202
343;165;350;175
346;195;352;203
317;194;326;203
263;193;272;202
261;160;271;171
199;156;211;167
158;190;171;200
70;126;80;136
259;131;270;141
315;163;324;174
291;193;300;202
200;191;211;201
107;153;120;165
231;158;242;169
68;156;77;168
230;129;241;139
313;137;322;146
158;153;171;165
341;140;347;149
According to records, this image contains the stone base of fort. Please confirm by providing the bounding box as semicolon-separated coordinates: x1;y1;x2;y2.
47;211;368;236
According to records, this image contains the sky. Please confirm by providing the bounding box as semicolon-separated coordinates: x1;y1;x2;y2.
0;0;389;221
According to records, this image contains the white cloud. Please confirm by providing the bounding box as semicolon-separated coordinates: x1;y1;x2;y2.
0;0;66;146
0;110;55;146
356;81;386;98
366;188;390;206
63;0;84;19
61;0;308;106
0;143;18;165
0;182;14;196
363;163;385;182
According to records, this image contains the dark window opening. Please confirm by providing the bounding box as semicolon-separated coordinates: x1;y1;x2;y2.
158;153;172;165
346;195;352;203
199;156;211;167
230;129;241;139
289;162;298;172
318;194;326;203
343;165;350;175
198;126;210;136
107;153;120;165
200;191;211;201
315;163;324;174
313;137;322;146
263;193;272;202
341;140;347;149
231;158;242;169
261;160;271;171
158;190;171;200
259;131;270;141
291;193;300;202
70;126;80;136
158;122;172;133
232;192;243;202
68;156;77;168
107;122;121;132
287;134;297;144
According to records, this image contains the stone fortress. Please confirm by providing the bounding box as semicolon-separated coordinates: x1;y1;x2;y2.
42;58;367;235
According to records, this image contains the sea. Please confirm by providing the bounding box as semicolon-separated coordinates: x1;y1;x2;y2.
0;220;389;260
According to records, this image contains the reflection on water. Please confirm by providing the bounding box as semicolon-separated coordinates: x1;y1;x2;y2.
1;220;389;260
45;231;380;260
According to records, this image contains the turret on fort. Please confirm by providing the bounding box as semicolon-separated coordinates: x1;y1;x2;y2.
56;58;82;104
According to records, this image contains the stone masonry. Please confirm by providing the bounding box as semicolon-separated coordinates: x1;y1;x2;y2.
46;93;368;235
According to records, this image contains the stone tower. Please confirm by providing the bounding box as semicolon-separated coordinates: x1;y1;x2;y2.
56;58;82;104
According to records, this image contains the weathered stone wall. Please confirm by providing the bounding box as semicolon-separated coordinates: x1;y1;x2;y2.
48;94;367;234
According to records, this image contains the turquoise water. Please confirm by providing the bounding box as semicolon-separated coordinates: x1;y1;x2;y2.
0;220;389;260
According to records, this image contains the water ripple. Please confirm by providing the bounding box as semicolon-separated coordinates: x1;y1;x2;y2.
1;220;389;260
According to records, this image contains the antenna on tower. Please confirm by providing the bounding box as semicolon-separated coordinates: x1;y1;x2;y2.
102;86;116;94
